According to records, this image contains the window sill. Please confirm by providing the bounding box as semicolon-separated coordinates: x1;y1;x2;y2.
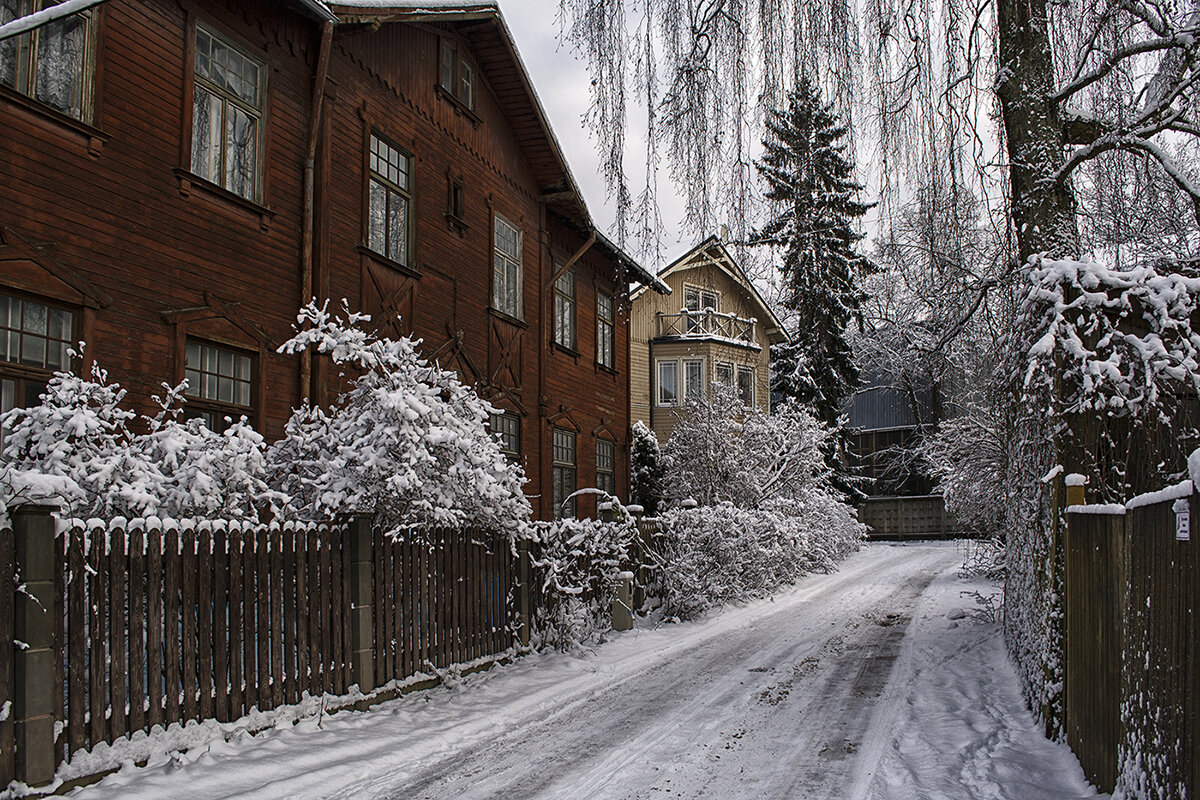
596;362;619;376
434;84;482;127
488;307;528;329
172;168;274;231
358;244;421;279
552;341;581;359
0;84;108;157
445;212;469;236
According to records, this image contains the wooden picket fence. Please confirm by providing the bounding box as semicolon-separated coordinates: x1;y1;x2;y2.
0;509;518;789
1064;488;1198;796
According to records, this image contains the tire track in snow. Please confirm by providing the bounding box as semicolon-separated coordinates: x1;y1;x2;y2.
361;544;958;800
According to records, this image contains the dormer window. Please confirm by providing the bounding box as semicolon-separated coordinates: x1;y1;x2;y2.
684;285;719;333
439;39;474;109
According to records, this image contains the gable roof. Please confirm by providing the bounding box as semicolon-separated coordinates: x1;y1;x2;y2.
323;2;668;293
636;236;789;343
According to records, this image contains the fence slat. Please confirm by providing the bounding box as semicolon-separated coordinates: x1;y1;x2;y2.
320;533;332;695
242;530;257;712
401;538;412;679
67;530;86;757
212;529;228;721
295;529;309;699
375;535;387;687
307;528;320;697
256;528;270;713
283;529;297;705
182;530;198;724
88;531;106;747
146;531;163;730
198;528;214;723
332;532;345;694
53;525;65;766
108;527;127;742
128;527;146;738
229;530;244;720
270;527;284;709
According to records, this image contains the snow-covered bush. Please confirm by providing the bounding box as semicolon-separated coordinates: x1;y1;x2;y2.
629;420;665;515
663;383;833;507
650;498;863;620
528;496;642;651
269;301;530;539
922;408;1008;541
0;361;279;521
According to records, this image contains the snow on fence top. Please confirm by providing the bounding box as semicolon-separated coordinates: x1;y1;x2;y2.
1125;479;1193;511
1066;503;1127;515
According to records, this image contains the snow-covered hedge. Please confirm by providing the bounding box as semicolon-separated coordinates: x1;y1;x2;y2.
268;301;531;540
649;498;863;621
527;498;641;651
0;363;280;523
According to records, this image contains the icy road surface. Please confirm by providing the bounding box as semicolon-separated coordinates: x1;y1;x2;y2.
72;542;1101;800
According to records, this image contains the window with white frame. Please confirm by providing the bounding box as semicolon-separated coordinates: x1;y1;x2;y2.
737;365;755;406
493;214;522;318
554;268;575;349
0;0;96;121
184;338;254;431
715;361;734;387
552;427;576;519
191;24;264;201
595;438;615;497
684;359;704;401
656;359;678;406
490;411;520;460
439;38;474;109
596;292;615;368
367;131;412;265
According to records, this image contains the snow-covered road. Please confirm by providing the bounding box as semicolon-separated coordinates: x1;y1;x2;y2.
71;543;1102;800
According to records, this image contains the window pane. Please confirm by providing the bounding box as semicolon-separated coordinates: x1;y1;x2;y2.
218;376;233;403
225;104;257;199
234;381;250;407
369;179;387;254
738;367;754;405
0;1;25;91
440;41;455;89
35;11;87;118
192;86;221;183
23;300;45;336
388;191;408;264
659;362;677;405
685;360;703;400
459;58;473;106
0;377;13;453
185;369;201;396
20;332;44;367
186;340;201;369
234;354;250;381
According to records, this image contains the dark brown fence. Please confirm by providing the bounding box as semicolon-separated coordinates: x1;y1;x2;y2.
0;509;517;789
1064;490;1198;796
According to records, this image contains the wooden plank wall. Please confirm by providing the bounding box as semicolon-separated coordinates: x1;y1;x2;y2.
859;495;961;539
1063;509;1124;792
55;520;351;765
372;529;513;687
1064;494;1197;797
0;525;13;787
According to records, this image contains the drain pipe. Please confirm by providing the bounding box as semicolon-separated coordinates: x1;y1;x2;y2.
300;20;333;402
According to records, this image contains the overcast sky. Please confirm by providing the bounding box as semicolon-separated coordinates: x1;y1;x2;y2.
499;3;695;269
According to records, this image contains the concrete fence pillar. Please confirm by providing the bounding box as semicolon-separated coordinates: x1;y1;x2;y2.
346;514;375;703
12;505;56;786
611;571;634;632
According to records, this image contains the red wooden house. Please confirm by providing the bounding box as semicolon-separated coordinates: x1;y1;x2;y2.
0;0;664;519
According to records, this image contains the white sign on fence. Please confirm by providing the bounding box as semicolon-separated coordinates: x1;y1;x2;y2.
1174;498;1190;541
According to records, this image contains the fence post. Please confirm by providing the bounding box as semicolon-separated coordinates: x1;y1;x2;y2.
12;505;56;786
517;540;531;648
346;514;374;705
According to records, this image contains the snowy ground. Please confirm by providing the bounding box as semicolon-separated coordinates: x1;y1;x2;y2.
67;542;1102;800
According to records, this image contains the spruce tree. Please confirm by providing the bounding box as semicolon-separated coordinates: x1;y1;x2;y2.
753;76;874;426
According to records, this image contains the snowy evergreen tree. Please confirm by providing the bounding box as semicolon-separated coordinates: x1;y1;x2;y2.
628;420;665;515
752;77;874;425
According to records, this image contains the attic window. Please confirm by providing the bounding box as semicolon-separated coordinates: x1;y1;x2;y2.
439;39;474;110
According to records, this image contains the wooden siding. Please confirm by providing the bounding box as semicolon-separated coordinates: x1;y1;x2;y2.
0;1;634;518
631;253;773;444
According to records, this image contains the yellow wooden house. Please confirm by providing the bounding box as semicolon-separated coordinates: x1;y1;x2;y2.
631;237;789;443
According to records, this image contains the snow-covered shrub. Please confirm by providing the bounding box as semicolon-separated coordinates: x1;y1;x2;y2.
528;497;641;651
0;361;281;522
650;498;863;620
663;383;833;507
629;420;665;515
269;301;530;539
922;408;1008;541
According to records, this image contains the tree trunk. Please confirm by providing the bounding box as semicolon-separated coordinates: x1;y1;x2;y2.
995;0;1079;264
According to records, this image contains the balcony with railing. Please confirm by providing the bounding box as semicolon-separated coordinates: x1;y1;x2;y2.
656;309;758;346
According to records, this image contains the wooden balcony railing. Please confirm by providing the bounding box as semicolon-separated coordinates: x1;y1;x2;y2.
657;309;757;343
